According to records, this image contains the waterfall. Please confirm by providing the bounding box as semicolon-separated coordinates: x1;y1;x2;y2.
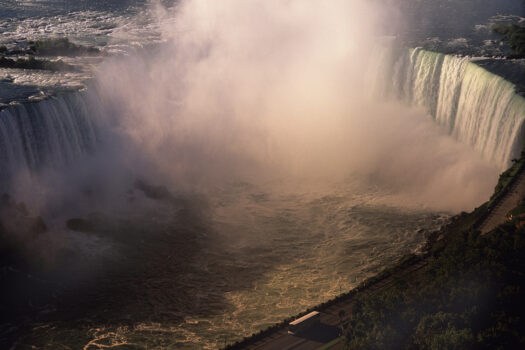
368;46;525;169
0;92;99;186
0;45;524;189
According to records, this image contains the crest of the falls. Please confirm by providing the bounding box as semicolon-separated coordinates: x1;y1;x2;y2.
367;46;525;169
0;93;98;187
0;45;524;188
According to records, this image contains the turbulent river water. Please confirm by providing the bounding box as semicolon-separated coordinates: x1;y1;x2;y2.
4;180;449;349
1;1;525;349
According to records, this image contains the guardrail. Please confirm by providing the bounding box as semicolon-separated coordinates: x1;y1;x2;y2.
221;254;424;349
473;153;525;230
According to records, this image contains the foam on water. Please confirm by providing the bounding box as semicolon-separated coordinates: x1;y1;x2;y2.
0;2;168;104
0;2;522;349
0;91;99;186
0;9;163;51
6;180;447;349
0;44;514;350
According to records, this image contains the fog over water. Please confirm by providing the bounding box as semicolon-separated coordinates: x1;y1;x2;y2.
1;0;518;349
76;0;499;209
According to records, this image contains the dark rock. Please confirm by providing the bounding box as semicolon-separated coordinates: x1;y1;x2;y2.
66;218;94;232
29;37;100;56
16;202;29;216
0;194;47;238
135;179;172;201
31;216;47;235
1;193;12;208
0;56;75;71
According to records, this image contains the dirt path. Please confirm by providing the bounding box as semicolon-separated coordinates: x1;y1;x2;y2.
480;171;525;234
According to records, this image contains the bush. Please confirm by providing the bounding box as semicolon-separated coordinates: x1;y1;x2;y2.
344;216;525;349
492;24;525;58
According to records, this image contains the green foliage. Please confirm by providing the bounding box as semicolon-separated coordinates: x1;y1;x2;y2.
0;45;7;54
318;337;345;350
506;200;525;221
488;156;524;206
0;56;73;71
413;313;475;350
344;215;525;349
492;24;511;36
492;24;525;58
226;155;525;350
29;37;99;56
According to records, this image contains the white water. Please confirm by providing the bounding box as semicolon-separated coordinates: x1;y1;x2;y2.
1;47;523;190
0;93;98;187
368;46;525;169
1;8;523;350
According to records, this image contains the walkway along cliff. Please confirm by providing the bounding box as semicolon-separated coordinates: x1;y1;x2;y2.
218;48;525;348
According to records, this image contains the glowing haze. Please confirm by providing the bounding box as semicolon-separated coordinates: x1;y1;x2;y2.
15;0;498;213
0;1;506;348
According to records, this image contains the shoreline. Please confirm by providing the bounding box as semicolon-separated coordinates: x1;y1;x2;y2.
222;155;525;349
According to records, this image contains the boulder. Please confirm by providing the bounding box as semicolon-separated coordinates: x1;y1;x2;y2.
66;218;94;232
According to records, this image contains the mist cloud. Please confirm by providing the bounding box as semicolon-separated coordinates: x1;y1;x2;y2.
80;0;498;211
6;0;500;216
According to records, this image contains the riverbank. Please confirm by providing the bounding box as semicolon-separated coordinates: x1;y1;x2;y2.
222;154;525;349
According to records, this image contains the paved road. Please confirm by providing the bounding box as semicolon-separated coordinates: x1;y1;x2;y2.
240;261;428;350
237;169;525;350
480;170;525;234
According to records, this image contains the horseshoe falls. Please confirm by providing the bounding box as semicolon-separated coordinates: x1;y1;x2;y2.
0;50;523;192
367;46;525;169
0;93;99;188
2;1;525;348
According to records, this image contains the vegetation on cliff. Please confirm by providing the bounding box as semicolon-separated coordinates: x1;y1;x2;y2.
220;156;525;350
344;219;525;349
343;157;525;349
492;24;525;58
